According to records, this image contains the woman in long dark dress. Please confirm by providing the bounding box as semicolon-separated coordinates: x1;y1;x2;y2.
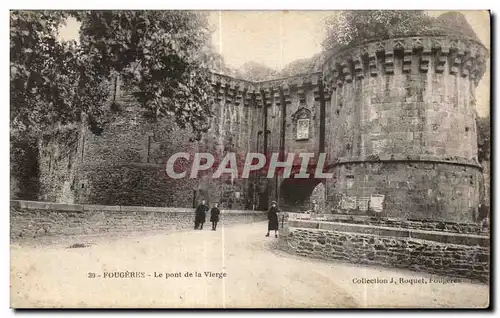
195;200;209;230
266;201;280;238
210;203;221;231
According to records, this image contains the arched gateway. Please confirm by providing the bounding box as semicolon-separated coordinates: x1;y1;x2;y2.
279;178;326;212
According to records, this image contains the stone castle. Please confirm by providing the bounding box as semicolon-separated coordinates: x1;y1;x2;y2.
38;16;488;224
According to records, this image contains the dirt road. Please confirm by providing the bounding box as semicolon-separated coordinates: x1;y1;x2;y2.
10;221;489;308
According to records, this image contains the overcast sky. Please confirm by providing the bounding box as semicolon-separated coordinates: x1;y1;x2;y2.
58;10;490;116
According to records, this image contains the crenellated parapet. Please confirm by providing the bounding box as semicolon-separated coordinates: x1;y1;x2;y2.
210;73;256;106
210;72;323;108
322;35;488;90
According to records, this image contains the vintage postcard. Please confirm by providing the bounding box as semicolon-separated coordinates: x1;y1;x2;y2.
10;9;491;308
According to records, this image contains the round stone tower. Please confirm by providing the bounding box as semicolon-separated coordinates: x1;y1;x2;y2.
322;16;488;222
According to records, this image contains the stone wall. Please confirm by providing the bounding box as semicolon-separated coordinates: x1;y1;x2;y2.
278;73;323;156
37;76;259;209
279;219;490;283
38;124;84;204
208;74;261;209
322;35;488;221
10;200;267;241
36;33;489;217
10;137;41;201
77;91;203;207
303;214;489;235
327;161;482;223
37;72;328;211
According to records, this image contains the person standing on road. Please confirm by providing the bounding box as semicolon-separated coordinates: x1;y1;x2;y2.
195;199;209;230
266;201;280;238
210;203;221;231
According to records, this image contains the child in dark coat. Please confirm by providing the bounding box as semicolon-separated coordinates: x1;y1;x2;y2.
210;203;221;231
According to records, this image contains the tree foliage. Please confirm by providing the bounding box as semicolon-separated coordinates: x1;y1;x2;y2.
235;61;278;82
11;10;218;141
10;10;222;199
321;10;480;52
209;50;237;77
279;52;324;77
10;11;109;136
75;10;215;138
10;10;110;198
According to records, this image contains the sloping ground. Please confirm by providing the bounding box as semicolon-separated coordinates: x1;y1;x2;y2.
11;221;489;308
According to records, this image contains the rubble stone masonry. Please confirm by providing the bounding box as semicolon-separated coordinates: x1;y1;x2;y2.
323;35;488;222
279;219;489;283
10;200;266;240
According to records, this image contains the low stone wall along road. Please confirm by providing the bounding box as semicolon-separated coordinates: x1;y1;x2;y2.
11;221;489;308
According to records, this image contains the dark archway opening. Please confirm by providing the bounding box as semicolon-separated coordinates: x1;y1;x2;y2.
279;178;325;212
10;137;40;200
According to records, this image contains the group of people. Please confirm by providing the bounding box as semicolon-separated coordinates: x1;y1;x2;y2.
193;199;282;238
194;200;220;231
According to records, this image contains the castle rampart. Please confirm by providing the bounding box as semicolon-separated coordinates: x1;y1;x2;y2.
37;26;488;220
322;35;488;222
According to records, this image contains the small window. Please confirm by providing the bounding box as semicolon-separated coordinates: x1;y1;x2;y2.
296;118;310;140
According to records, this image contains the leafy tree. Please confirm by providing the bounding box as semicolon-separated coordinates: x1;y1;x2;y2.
10;10;109;199
236;61;278;82
75;10;216;139
321;10;480;52
279;52;324;77
322;11;430;51
209;49;239;77
10;10;220;199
